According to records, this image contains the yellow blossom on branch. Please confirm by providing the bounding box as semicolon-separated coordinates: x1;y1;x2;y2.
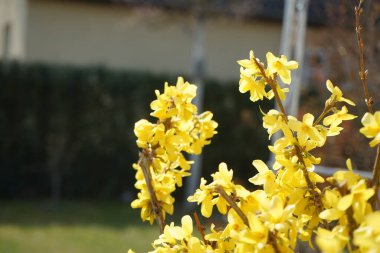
354;212;380;252
238;51;297;102
326;79;355;106
266;52;298;84
316;226;349;253
135;49;379;253
323;106;357;126
288;113;325;147
360;111;380;147
131;77;217;226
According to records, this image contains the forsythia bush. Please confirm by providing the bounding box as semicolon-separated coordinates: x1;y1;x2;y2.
129;50;380;253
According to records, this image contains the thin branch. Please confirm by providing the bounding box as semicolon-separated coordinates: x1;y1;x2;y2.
193;212;208;245
139;150;165;233
337;183;358;250
293;144;328;227
372;147;380;207
268;231;281;253
313;104;334;126
252;57;288;118
355;0;374;113
215;185;249;227
252;56;325;216
215;185;281;253
355;0;380;209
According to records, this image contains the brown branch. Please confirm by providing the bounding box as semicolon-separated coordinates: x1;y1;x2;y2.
215;185;249;227
252;56;325;217
252;57;288;118
193;212;208;245
215;185;281;253
355;0;374;113
355;0;380;209
293;145;328;229
337;183;358;250
268;231;281;253
372;147;380;208
313;104;334;126
139;150;165;233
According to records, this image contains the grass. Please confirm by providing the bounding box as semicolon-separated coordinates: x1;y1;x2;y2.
0;200;160;253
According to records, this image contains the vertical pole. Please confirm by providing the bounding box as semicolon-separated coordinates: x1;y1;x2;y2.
287;0;309;117
280;0;296;57
269;0;309;165
184;10;205;210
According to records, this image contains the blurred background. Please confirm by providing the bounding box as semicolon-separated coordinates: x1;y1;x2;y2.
0;0;380;252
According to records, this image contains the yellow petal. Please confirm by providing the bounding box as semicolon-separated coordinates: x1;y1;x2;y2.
181;215;193;236
303;113;315;126
346;159;353;171
337;194;353;211
216;196;228;214
326;80;334;93
187;237;204;253
169;226;186;240
369;134;380;147
270;196;284;221
201;195;213;218
252;159;269;173
319;209;343;220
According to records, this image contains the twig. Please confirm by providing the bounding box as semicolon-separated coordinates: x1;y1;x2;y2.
252;57;325;216
252;58;288;119
372;147;380;207
336;183;358;250
215;185;249;227
268;231;281;253
355;0;374;113
313;104;334;126
139;150;165;233
215;185;281;253
193;212;208;245
355;0;380;209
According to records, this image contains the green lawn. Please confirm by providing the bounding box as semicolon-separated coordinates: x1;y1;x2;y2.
0;201;159;253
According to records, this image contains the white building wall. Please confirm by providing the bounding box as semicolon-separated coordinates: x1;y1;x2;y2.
26;0;281;81
0;0;27;61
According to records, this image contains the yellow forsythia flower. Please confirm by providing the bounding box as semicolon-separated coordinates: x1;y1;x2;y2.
288;113;325;146
266;52;298;84
326;80;355;106
323;106;357;126
249;160;276;194
187;163;235;217
316;226;349;253
354;211;380;252
132;77;217;224
151;215;209;252
237;51;296;101
360;111;380;147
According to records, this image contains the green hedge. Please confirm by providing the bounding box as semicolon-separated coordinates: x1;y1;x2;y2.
0;62;271;200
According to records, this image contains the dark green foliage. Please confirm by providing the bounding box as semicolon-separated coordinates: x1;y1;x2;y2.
0;62;271;199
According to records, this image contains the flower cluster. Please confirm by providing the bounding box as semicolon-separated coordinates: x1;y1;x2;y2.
316;159;376;252
187;162;306;252
130;51;380;253
131;77;217;224
152;215;211;252
237;51;298;102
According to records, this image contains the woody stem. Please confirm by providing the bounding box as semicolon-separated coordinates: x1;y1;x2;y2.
355;0;380;209
139;150;165;233
215;185;249;227
253;57;325;216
